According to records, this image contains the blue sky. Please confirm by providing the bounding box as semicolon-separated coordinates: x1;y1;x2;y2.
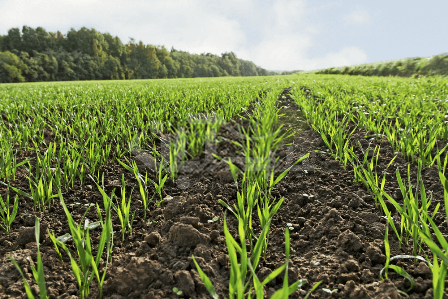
1;0;447;71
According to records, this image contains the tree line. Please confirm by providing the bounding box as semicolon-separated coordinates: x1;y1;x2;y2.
0;26;273;83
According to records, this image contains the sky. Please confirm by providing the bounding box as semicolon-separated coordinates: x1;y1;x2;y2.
0;0;447;71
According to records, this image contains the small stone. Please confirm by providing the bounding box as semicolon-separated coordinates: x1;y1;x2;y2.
144;232;161;247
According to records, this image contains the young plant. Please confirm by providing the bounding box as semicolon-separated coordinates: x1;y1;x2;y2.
153;156;168;204
28;175;58;213
382;161;438;255
114;174;136;242
49;191;112;299
413;170;448;299
418;212;448;299
380;211;417;297
10;218;48;299
117;158;152;219
135;171;151;220
0;191;19;234
0;142;31;181
169;128;187;182
193;215;313;298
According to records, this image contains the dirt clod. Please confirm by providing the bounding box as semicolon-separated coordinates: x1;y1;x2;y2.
144;232;162;247
337;229;363;253
168;223;210;247
366;244;386;264
175;270;195;297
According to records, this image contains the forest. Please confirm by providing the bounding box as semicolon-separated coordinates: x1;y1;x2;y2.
0;26;272;83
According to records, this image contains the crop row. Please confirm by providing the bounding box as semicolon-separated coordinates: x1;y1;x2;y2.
290;74;448;298
1;74;448;298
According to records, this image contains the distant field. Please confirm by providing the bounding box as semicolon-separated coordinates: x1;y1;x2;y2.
301;53;448;78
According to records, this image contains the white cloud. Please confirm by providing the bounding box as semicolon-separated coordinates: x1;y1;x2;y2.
308;46;369;70
343;10;372;25
0;0;369;71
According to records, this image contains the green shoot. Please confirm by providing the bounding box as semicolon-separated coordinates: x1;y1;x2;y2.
10;218;48;299
0;191;19;234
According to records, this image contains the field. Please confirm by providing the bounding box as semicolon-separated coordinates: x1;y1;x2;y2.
0;74;448;299
302;53;448;78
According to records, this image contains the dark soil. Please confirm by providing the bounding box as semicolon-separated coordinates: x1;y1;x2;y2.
0;88;447;299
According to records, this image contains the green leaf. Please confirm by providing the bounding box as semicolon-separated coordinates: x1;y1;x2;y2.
388;265;415;291
304;281;322;299
192;256;218;299
9;257;35;299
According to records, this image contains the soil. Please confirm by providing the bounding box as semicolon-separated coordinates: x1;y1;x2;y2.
0;88;447;299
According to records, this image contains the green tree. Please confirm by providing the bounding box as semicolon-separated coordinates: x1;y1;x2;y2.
220;52;240;76
0;25;268;81
22;26;40;53
0;51;28;83
102;55;123;79
240;60;258;76
155;46;179;78
103;33;126;63
65;27;108;59
0;35;5;51
3;28;23;52
125;40;160;79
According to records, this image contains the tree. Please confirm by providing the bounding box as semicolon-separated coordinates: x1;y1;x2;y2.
0;25;269;81
36;27;57;52
22;26;40;53
3;28;23;52
156;46;179;78
102;55;123;80
240;60;258;76
0;51;28;82
0;35;5;51
34;51;58;80
65;27;108;59
125;40;160;79
103;33;126;63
